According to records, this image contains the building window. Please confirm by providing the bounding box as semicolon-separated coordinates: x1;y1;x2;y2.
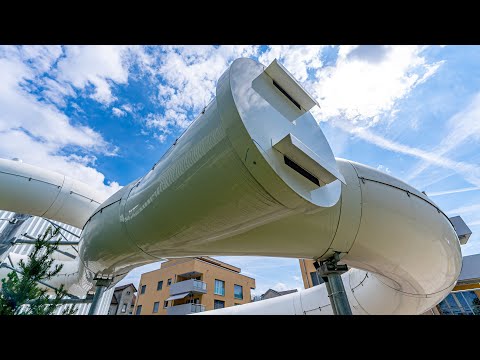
167;278;172;286
438;291;480;315
214;279;225;296
214;300;225;309
234;284;243;300
126;291;130;295
140;284;146;294
163;300;169;308
310;272;324;287
135;305;142;315
121;304;127;313
157;281;163;290
153;302;160;313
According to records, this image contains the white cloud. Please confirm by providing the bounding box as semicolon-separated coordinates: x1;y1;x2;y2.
272;282;289;292
255;45;442;131
259;45;325;82
376;164;392;174
16;45;63;73
55;45;136;105
310;46;443;124
112;107;126;117
154;133;168;143
141;45;441;146
41;78;75;108
121;104;134;113
0;46;122;199
0;129;121;199
145;113;171;129
148;45;259;130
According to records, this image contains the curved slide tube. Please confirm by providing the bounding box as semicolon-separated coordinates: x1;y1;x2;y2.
0;58;462;314
0;158;105;229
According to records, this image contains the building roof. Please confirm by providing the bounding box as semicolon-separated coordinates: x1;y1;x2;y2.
114;283;137;293
458;254;480;283
261;288;298;298
277;289;298;296
162;256;241;273
197;257;241;273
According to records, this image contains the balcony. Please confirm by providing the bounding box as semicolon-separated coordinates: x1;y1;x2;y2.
169;279;207;296
167;303;206;315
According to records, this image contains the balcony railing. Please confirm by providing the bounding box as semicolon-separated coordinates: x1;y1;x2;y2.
167;303;206;315
169;279;207;295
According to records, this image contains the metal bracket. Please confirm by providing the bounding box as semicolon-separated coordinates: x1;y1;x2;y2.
314;252;348;276
93;273;114;287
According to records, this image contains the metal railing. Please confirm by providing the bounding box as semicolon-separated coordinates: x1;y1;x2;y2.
169;279;207;295
191;304;206;313
167;303;206;315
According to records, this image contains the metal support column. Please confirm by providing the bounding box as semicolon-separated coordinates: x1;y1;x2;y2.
322;277;338;315
88;274;113;315
315;252;352;315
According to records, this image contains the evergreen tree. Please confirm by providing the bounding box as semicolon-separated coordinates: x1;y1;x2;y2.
0;226;77;315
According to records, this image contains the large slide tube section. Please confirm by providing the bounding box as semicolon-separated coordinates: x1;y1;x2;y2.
201;159;461;314
78;58;345;283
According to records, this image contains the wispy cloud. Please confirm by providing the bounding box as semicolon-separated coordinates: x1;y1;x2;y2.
335;120;480;187
112;107;126;117
428;186;480;197
406;92;480;182
447;203;480;216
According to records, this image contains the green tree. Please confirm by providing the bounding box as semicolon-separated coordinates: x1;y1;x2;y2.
0;226;77;315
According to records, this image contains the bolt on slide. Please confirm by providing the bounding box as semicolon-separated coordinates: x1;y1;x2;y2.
0;58;462;314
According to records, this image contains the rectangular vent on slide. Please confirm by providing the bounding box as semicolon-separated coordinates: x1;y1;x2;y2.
283;155;320;186
273;80;302;110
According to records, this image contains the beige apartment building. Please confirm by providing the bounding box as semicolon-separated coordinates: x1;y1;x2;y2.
299;259;323;288
134;257;256;315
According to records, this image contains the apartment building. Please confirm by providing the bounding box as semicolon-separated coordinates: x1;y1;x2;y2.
134;257;256;315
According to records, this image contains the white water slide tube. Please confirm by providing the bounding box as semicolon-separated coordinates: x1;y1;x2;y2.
0;58;461;314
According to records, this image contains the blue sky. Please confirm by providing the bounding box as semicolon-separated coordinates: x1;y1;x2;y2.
0;45;479;296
